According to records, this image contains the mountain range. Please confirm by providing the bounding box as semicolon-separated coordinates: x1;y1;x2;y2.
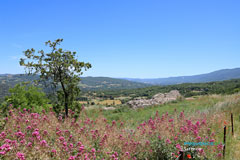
122;68;240;85
0;67;240;100
0;74;150;92
0;74;151;101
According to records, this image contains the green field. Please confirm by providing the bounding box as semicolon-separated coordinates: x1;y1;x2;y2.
83;93;240;159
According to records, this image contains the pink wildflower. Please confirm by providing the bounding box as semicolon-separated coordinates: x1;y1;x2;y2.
20;139;26;144
217;143;223;150
79;145;84;152
197;148;204;155
26;126;31;130
176;144;181;150
77;141;82;146
59;136;65;141
0;151;5;155
0;132;6;138
217;153;222;157
69;143;74;148
51;149;56;154
63;142;67;147
16;152;25;160
196;121;200;126
193;130;198;136
32;131;39;137
196;136;201;141
145;140;150;145
43;130;48;135
4;139;11;144
27;142;32;147
91;148;96;153
166;139;171;144
180;111;184;118
68;156;76;160
40;140;47;147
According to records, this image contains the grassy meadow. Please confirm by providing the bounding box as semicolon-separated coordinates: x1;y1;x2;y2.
83;93;240;159
1;93;240;159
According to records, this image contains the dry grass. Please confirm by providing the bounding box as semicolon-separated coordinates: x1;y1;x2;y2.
79;100;122;105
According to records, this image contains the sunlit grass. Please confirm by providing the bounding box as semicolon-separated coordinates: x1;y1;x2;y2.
84;93;240;159
1;93;240;159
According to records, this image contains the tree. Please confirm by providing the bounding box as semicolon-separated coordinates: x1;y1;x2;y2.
20;39;91;117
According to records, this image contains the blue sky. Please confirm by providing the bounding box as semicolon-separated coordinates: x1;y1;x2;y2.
0;0;239;78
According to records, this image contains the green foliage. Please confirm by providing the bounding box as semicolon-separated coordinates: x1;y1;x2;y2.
2;83;49;113
69;102;82;119
0;75;149;101
95;79;240;101
52;101;82;120
79;77;150;91
1;74;240;107
147;138;174;160
52;103;64;116
19;39;91;117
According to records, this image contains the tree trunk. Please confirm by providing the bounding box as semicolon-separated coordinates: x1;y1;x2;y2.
64;93;69;117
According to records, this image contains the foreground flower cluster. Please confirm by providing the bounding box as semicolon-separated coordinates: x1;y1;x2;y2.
0;107;223;159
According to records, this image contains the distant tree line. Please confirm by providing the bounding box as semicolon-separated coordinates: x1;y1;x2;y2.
93;79;240;101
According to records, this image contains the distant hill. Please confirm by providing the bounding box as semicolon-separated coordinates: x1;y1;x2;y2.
123;68;240;85
79;76;150;90
0;74;150;101
98;78;240;100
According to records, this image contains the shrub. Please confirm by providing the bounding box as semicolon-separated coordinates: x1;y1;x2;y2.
1;83;49;113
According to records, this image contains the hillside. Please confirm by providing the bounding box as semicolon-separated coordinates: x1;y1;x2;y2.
0;74;150;101
79;76;150;90
96;78;240;100
124;68;240;85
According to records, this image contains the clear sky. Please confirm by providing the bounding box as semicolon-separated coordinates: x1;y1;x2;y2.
0;0;239;78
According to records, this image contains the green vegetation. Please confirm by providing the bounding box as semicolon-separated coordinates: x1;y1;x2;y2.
82;93;240;159
1;74;240;107
94;78;240;100
20;39;91;117
1;83;49;114
79;76;150;90
1;72;240;159
0;74;150;102
0;74;40;102
83;95;225;126
0;40;240;158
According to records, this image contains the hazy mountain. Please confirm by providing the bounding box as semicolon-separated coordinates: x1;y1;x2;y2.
0;74;150;90
123;68;240;85
1;67;240;101
0;74;150;100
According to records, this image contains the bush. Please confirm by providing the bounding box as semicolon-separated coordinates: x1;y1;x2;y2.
1;83;49;113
